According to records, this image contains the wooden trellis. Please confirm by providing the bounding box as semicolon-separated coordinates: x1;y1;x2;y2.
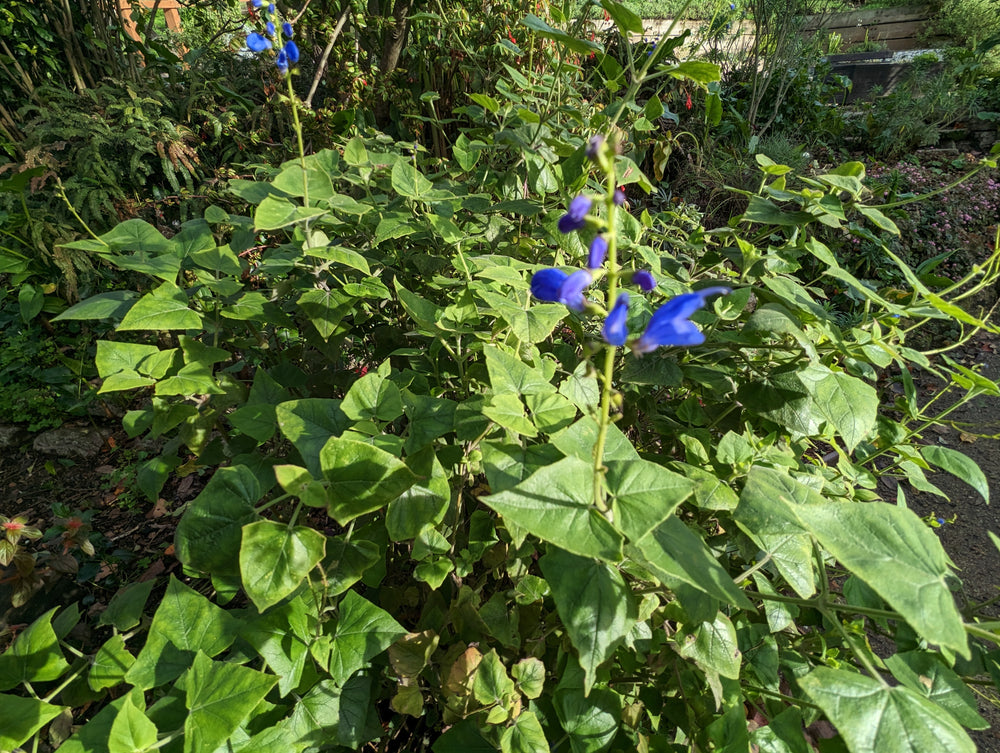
118;0;184;42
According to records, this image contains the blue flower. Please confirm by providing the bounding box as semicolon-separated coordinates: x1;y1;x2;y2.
585;135;605;161
530;268;592;311
632;270;656;291
613;188;625;206
247;32;273;51
531;268;568;301
559;270;593;311
275;48;289;74
558;195;592;233
252;0;262;7
283;40;300;64
266;21;276;37
268;2;275;12
633;287;730;352
588;236;607;269
602;293;630;346
282;21;294;38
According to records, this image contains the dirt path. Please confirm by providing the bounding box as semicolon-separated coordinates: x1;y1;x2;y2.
899;332;1000;751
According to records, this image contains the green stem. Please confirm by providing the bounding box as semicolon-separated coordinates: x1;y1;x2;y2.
732;553;772;584
42;660;89;703
874;164;987;211
287;499;304;529
591;168;621;513
751;589;903;622
744;683;823;710
255;492;293;514
606;0;695;135
965;624;1000;646
859;396;973;467
56;178;107;245
968;591;1000;614
286;72;309;208
149;729;185;750
530;56;566;149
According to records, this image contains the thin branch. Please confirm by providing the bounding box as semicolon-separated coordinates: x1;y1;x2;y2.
144;0;166;50
304;2;351;109
290;0;315;25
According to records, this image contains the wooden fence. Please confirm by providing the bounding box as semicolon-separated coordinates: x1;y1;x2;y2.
593;4;937;53
800;5;938;52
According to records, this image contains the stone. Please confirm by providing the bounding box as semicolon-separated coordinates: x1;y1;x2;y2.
33;426;108;459
0;424;28;449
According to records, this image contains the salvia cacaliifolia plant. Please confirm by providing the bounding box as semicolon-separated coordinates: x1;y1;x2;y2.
3;1;1000;751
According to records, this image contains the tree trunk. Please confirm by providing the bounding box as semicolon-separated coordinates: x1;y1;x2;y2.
374;0;414;129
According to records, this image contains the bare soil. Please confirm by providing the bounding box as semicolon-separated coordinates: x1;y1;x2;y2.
901;331;1000;752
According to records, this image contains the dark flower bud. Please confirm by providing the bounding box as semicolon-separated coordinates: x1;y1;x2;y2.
585;135;605;161
632;270;656;291
602;293;630;346
558;195;592;234
588;235;608;269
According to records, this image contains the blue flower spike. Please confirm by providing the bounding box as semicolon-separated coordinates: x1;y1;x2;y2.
246;32;273;51
632;270;656;291
530;268;569;302
588;236;608;269
633;286;730;353
559;270;593;312
558;195;593;234
602;293;630;346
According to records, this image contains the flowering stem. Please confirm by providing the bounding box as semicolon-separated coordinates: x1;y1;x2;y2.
591;169;621;514
286;73;309;208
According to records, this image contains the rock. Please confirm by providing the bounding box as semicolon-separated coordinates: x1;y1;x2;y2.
0;424;28;449
86;400;126;419
33;426;108;459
